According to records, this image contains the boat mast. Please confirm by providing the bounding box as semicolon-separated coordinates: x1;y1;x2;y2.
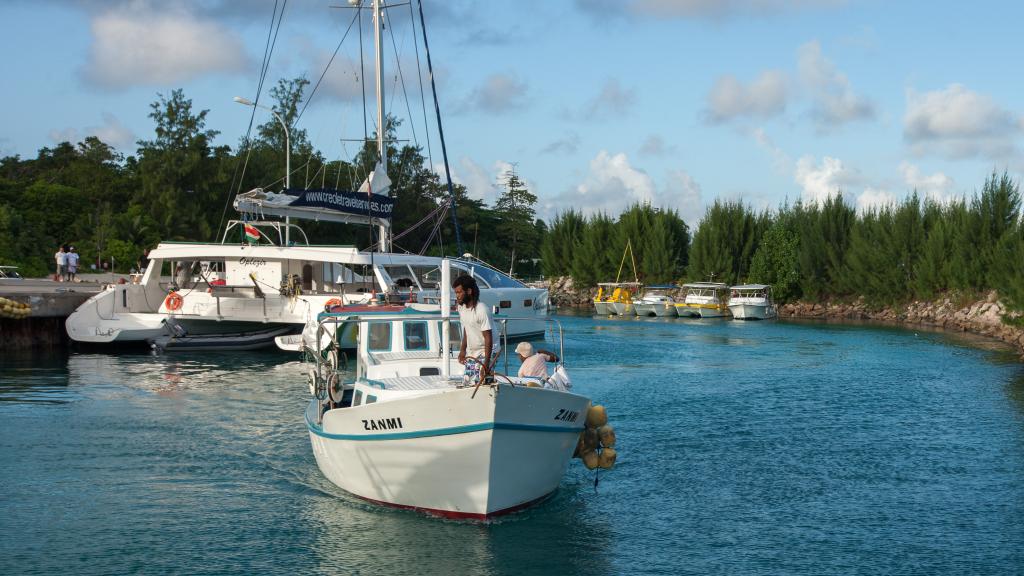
373;0;391;252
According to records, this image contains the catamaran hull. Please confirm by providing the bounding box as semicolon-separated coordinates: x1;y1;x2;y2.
307;385;589;519
729;303;776;320
65;289;166;343
698;307;729;318
652;303;677;317
611;302;635;316
674;305;701;318
633;304;657;317
593;301;612;315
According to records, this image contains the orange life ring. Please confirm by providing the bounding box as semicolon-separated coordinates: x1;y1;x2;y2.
324;297;343;310
165;292;184;311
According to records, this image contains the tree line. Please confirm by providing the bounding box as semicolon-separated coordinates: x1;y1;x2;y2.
541;172;1024;318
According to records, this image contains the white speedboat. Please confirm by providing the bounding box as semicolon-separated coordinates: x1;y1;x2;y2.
675;282;730;318
306;261;589;519
728;284;777;320
633;286;678;317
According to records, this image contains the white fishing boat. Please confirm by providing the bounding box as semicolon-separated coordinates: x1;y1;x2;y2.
633;285;678;317
675;282;730;318
728;284;777;320
306;260;589;519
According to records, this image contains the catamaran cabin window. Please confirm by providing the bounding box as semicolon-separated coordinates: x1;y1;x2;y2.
365;395;377;404
368;322;392;351
404;321;428;351
353;390;363;406
524;299;533;307
499;300;512;309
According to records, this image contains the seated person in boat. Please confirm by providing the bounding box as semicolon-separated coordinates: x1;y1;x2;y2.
453;274;494;378
514;342;559;379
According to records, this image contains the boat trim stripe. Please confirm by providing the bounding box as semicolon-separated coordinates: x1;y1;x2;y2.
306;416;579;441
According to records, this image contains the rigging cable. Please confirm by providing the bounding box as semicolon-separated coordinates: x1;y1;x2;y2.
416;0;463;255
217;0;288;235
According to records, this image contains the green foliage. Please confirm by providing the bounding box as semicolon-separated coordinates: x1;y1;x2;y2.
494;171;540;277
541;210;584;278
748;213;800;302
687;199;765;285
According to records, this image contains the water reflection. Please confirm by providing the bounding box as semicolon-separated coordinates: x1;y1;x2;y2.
303;481;615;576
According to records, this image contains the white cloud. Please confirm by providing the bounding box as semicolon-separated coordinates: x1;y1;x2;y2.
83;6;249;88
462;74;529;114
47;113;136;151
899;162;958;204
797;41;874;130
904;84;1022;159
541;151;702;222
855;187;895;213
450;157;504;205
706;70;788;122
794;154;855;205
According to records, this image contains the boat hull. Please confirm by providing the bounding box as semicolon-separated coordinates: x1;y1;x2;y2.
652;303;677;317
633;303;656;317
728;303;776;320
697;306;729;318
611;302;635;316
674;304;701;318
307;385;589;518
593;301;612;315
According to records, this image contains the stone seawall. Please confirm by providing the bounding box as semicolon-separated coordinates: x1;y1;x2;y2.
539;277;1024;358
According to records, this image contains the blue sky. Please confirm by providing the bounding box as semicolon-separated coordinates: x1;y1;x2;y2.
3;0;1023;226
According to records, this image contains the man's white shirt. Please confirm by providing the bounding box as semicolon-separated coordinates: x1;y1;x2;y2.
457;302;493;360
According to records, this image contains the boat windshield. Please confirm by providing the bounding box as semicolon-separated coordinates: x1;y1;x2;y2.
458;262;525;289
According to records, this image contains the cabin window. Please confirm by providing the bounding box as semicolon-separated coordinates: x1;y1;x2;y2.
448;321;462;348
499;300;512;309
404;321;429;351
353;390;363;406
523;299;533;307
365;395;377;404
368;322;392;351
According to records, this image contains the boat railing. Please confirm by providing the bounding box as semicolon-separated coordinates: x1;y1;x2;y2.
221;219;311;246
311;313;565;391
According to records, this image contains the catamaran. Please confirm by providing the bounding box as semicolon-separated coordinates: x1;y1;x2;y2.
728;284;777;320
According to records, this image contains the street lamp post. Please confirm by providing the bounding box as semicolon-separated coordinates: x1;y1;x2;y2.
233;96;292;244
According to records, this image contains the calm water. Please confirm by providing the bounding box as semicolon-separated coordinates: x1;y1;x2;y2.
3;316;1024;575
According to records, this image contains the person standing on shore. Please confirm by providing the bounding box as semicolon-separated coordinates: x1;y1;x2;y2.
67;246;80;282
54;245;66;282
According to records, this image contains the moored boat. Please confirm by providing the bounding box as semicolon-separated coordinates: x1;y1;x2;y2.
633;285;678;317
728;284;777;320
675;282;730;318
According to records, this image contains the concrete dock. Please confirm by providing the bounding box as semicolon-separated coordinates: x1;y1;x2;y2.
0;278;107;349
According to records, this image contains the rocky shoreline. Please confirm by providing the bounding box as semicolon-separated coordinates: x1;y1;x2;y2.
541;277;1024;358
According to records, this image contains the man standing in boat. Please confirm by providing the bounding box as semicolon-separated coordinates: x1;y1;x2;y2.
453;275;494;380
